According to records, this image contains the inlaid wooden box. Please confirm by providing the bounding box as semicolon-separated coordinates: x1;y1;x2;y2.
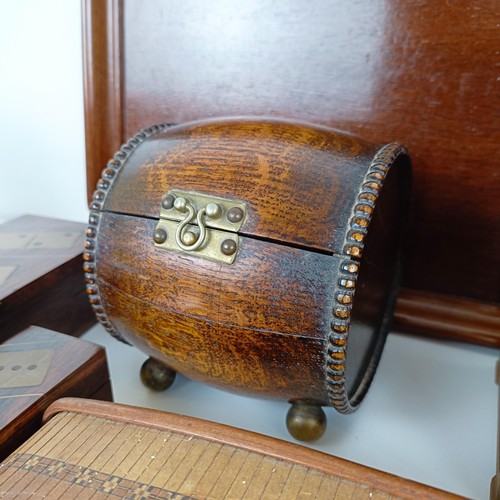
0;215;96;341
0;326;112;460
0;397;460;499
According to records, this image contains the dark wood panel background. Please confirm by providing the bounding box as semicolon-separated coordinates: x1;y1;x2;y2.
83;0;500;346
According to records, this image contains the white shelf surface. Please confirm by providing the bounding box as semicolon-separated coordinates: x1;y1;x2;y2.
83;324;498;499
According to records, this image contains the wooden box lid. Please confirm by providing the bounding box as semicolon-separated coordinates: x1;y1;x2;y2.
0;327;111;460
0;397;462;499
0;215;95;340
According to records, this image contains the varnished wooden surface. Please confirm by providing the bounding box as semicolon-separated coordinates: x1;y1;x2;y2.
394;289;500;348
103;119;378;253
95;210;331;401
83;0;500;311
0;397;459;499
0;327;112;461
89;120;410;406
0;215;95;340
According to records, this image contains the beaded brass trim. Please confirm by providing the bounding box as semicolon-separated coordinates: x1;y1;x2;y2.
84;124;174;344
326;143;408;413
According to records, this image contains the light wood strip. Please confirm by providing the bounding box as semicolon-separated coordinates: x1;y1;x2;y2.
315;474;342;498
0;413;84;492
258;454;293;499
129;430;181;486
86;423;142;474
36;472;89;500
224;452;266;498
278;464;309;498
207;448;250;499
0;465;19;491
46;416;99;462
37;413;95;458
369;490;393;499
335;478;356;499
69;417;129;470
15;412;76;455
162;437;210;492
111;425;160;479
242;455;280;499
176;440;223;496
117;427;162;481
98;424;147;476
148;433;193;488
297;468;326;498
0;461;43;495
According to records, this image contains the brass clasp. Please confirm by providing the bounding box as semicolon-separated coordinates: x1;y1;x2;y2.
153;190;247;264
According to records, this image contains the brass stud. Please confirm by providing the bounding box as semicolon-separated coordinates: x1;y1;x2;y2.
182;231;198;246
353;218;369;227
221;239;237;256
342;262;359;273
205;202;223;219
347;245;362;257
153;228;167;244
227;206;244;223
334;307;350;319
336;293;352;304
286;403;327;442
174;196;188;213
162;194;176;210
350;232;365;242
340;279;356;288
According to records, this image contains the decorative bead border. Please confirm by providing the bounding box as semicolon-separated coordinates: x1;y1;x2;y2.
84;123;174;344
326;143;408;413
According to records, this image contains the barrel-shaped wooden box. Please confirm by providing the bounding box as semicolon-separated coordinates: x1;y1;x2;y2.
85;118;411;440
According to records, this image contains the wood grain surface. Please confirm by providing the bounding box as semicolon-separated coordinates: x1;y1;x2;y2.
0;215;96;340
83;0;500;316
103;119;377;254
94;210;331;401
0;327;112;461
88;120;410;406
0;397;462;499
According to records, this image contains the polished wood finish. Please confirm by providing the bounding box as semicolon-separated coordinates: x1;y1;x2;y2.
0;215;96;341
17;397;458;499
103;119;379;253
394;289;500;348
89;120;409;412
0;327;112;461
82;0;500;331
82;0;122;200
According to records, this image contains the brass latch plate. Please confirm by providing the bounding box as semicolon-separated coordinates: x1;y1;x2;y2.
153;190;247;264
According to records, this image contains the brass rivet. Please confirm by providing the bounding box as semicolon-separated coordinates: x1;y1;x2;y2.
153;228;167;244
227;206;244;223
182;231;198;246
221;239;237;256
162;194;176;210
174;196;188;212
205;203;222;219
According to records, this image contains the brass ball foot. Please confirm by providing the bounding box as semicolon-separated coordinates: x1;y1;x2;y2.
140;357;176;391
286;402;327;442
